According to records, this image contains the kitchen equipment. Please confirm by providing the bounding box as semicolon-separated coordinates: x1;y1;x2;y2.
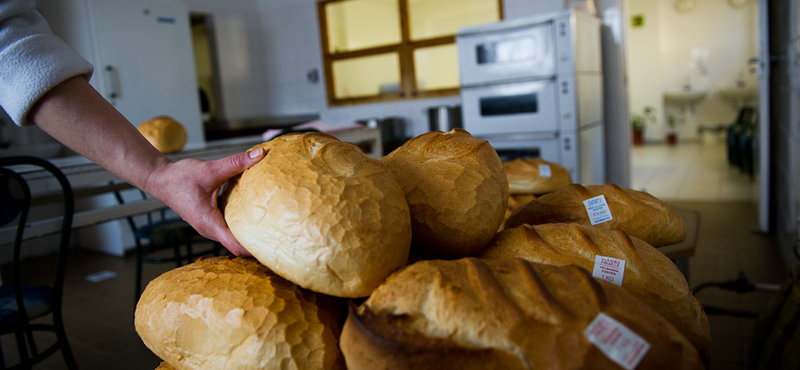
457;10;605;184
425;105;462;132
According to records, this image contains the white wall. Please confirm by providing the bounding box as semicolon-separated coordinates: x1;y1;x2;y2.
625;0;665;142
625;0;758;142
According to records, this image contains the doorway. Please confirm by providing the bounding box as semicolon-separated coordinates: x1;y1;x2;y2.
624;0;760;205
190;13;224;126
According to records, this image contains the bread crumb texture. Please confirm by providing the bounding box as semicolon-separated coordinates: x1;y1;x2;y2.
135;257;344;370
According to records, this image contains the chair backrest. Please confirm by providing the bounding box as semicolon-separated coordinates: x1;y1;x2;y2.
0;156;74;317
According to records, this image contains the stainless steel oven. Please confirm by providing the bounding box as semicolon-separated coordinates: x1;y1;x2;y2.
457;10;605;184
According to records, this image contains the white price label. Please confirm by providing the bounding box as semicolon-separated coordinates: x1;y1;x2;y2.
538;164;552;178
583;195;613;225
592;256;626;286
584;313;650;370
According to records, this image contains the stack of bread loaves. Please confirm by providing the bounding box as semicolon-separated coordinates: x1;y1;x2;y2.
134;130;708;370
137;116;188;153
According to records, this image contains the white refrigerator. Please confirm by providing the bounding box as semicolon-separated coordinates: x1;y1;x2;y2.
39;0;204;145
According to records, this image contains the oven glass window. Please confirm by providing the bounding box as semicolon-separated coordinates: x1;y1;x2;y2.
476;37;536;65
496;148;541;162
480;93;538;116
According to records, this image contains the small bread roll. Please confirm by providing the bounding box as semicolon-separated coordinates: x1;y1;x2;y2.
381;129;508;258
137;116;188;153
505;183;686;246
503;158;572;195
221;133;411;298
478;223;711;354
340;258;704;370
135;256;345;370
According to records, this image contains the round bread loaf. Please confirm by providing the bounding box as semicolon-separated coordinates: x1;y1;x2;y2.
221;132;412;298
137;116;188;153
135;256;345;370
478;223;711;354
505;183;686;246
340;258;704;370
503;158;572;195
380;129;508;258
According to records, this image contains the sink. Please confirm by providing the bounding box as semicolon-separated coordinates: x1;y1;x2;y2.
719;87;758;102
663;91;708;106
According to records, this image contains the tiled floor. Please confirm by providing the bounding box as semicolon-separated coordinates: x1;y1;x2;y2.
0;140;788;369
631;139;758;202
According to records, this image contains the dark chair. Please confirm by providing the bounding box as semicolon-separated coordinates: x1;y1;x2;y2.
0;156;78;370
727;106;757;170
112;188;225;302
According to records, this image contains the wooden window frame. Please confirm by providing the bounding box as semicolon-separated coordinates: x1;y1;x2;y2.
317;0;504;107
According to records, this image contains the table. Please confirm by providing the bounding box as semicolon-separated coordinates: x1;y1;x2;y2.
0;128;382;245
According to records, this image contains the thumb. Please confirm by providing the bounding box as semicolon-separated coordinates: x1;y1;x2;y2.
210;147;267;181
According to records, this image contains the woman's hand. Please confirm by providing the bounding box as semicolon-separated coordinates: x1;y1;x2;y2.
144;148;265;256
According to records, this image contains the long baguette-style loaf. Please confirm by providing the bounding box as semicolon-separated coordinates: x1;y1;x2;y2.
478;223;710;354
340;258;704;370
505;183;686;247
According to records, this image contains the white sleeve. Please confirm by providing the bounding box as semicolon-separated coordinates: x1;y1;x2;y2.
0;0;94;126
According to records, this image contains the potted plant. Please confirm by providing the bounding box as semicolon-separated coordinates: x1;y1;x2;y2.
665;113;682;145
631;106;656;146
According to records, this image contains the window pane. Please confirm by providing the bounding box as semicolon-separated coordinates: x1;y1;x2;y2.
332;53;400;99
326;0;401;53
408;0;499;41
414;44;459;91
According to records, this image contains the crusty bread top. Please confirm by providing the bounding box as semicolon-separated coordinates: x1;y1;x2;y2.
135;256;345;370
222;133;411;298
351;258;703;370
137;116;188;153
478;223;710;353
381;128;509;258
505;183;686;247
503;158;572;195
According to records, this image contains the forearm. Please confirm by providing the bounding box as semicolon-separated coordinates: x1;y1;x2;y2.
28;75;170;193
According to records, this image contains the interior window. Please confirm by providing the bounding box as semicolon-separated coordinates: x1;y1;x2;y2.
318;0;503;106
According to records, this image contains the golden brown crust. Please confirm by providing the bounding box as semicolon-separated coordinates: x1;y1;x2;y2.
154;363;176;370
221;133;411;297
340;258;704;370
135;256;345;370
137;116;188;153
478;223;710;354
503;158;572;195
501;194;537;231
381;129;509;258
505;183;686;246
